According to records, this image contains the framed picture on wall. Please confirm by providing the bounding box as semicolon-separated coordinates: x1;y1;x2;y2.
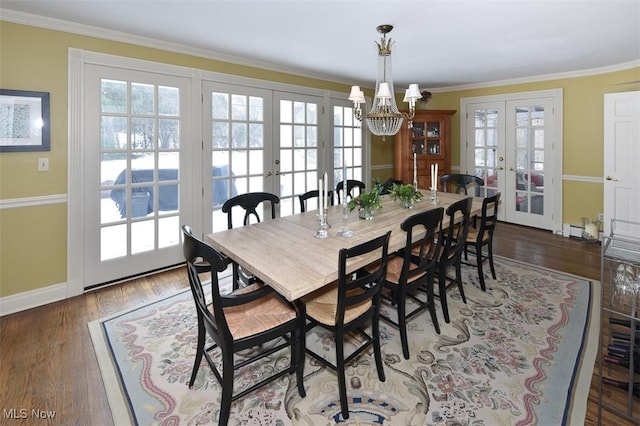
0;89;50;152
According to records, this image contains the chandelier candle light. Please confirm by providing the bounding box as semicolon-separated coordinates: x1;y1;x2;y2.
348;25;422;139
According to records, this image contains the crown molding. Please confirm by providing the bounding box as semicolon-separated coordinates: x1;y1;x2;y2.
428;60;640;93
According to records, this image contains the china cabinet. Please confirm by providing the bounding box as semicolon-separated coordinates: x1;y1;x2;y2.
393;110;456;189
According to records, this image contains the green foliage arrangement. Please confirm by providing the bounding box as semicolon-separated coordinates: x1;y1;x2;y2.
347;186;383;212
389;183;424;203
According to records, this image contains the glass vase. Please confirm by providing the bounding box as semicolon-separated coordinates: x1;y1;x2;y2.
400;197;413;209
359;206;374;220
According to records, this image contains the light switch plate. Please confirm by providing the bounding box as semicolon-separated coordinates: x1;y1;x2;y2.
38;157;49;172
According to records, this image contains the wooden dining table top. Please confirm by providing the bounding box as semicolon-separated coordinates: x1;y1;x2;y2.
207;190;483;301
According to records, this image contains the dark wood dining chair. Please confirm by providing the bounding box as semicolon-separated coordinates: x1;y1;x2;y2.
181;226;306;426
335;179;366;204
440;174;485;196
464;192;501;291
298;189;334;213
434;196;473;323
379;207;444;359
221;192;279;288
302;231;391;420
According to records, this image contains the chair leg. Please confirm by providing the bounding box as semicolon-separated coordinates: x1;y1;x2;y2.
218;351;234;426
372;312;386;382
426;279;440;334
438;265;450;323
456;260;467;304
476;242;486;292
397;293;410;360
188;319;205;388
336;338;349;419
232;263;240;290
295;311;306;398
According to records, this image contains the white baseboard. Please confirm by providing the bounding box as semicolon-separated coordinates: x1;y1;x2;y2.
0;282;67;316
561;223;602;241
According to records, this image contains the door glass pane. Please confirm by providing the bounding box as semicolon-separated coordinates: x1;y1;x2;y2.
158;86;179;116
131;83;154;115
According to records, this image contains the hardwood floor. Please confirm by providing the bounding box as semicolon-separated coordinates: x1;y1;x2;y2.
0;223;634;425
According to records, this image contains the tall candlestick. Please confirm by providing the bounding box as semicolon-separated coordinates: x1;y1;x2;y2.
342;159;347;205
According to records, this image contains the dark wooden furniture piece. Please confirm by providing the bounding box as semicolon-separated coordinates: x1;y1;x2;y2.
221;192;279;288
393;110;456;190
464;193;500;291
380;208;444;359
335;179;366;204
298;189;334;213
301;231;391;420
440;174;485;196
181;226;306;426
434;196;473;323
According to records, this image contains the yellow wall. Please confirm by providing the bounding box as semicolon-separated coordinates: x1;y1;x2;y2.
1;20;638;299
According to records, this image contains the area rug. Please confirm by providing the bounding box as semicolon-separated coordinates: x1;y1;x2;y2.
89;256;599;425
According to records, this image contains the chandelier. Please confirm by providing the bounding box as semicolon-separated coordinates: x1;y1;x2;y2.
348;25;421;139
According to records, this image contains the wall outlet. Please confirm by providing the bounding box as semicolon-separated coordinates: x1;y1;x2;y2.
598;213;604;222
38;157;49;172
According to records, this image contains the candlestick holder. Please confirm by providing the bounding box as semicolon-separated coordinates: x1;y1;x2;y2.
314;213;329;238
336;204;354;238
430;188;438;205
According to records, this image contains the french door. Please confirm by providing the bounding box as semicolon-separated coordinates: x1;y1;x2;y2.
463;90;562;231
202;82;327;233
83;65;192;287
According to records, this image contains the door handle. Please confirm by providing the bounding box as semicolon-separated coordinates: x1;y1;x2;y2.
509;167;515;171
497;166;504;171
265;171;272;177
275;171;287;176
605;175;618;181
499;156;504;161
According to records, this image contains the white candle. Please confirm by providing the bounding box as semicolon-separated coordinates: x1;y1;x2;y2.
323;172;328;213
434;163;438;189
318;178;324;216
413;153;417;186
431;164;435;189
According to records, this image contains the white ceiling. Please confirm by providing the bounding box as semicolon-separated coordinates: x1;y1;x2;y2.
2;0;639;89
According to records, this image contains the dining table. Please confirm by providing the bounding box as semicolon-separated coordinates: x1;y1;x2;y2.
206;190;483;301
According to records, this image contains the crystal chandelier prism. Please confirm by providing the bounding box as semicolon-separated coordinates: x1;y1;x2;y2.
348;25;421;139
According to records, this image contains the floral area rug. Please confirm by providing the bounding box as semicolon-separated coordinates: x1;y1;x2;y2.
89;256;599;425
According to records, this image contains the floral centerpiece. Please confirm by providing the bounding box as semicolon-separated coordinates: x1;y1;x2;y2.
389;183;423;208
348;186;383;220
